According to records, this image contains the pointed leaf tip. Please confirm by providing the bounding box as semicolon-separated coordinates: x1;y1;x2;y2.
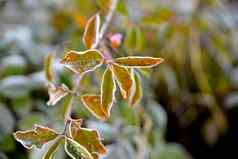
83;14;100;49
47;83;69;106
114;56;164;68
81;95;108;120
101;68;116;117
129;70;142;107
65;137;94;159
43;136;64;159
111;64;133;99
44;53;54;82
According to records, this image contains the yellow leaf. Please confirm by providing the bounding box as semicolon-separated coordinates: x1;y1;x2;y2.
47;83;69;106
60;49;103;74
44;53;54;81
69;120;107;159
111;64;133;99
114;56;164;68
65;137;94;159
13;125;58;149
129;71;142;107
83;14;100;49
101;68;116;117
81;95;108;120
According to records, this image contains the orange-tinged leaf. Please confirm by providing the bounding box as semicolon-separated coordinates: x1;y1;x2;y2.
129;71;142;107
83;14;100;49
65;137;94;159
114;56;164;68
81;95;108;120
47;83;69;106
101;68;116;117
13;125;58;149
69;120;107;159
44;53;54;81
111;64;133;99
60;49;103;74
43;136;64;159
72;13;87;28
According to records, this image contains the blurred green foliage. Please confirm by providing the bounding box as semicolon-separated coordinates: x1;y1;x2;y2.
0;0;237;158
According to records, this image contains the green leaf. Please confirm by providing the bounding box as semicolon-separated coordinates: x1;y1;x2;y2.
101;68;116;117
65;137;94;159
114;56;164;68
0;54;27;76
18;113;47;130
111;64;133;99
116;1;128;16
135;27;145;52
11;96;32;117
59;94;74;120
44;53;54;82
105;141;135;159
0;135;16;152
0;151;8;159
0;105;14;141
124;27;136;51
146;101;167;132
117;101;139;125
47;83;69;106
0;76;31;98
153;143;191;159
142;8;174;26
81;95;108;120
60;49;103;74
69;120;107;159
43;136;64;159
83;14;100;49
129;71;142;107
124;27;145;52
14;125;58;149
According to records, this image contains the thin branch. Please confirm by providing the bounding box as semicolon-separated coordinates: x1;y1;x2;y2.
63;74;82;134
62;0;119;134
73;74;83;93
94;0;119;49
65;75;82;116
62;118;70;135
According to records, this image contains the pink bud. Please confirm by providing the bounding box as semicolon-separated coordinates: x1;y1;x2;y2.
110;33;123;48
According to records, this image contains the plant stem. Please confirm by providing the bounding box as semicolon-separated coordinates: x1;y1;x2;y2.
63;74;82;134
62;0;119;134
94;0;119;49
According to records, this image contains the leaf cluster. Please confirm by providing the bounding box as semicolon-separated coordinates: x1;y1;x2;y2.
13;3;164;159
